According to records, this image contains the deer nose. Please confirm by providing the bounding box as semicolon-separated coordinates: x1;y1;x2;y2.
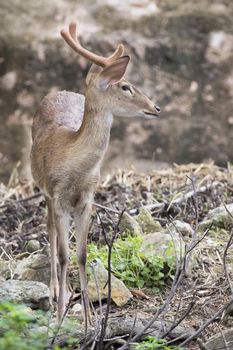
155;105;161;113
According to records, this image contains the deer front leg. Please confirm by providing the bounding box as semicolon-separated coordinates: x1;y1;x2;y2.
74;192;93;327
46;197;59;302
53;203;70;320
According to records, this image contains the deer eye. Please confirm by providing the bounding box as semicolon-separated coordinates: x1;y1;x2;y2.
121;84;132;94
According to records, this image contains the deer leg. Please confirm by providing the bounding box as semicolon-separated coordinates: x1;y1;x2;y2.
73;193;93;326
53;203;70;320
46;197;59;301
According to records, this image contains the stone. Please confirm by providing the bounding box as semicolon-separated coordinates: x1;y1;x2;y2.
25;239;41;253
14;253;50;286
168;220;193;238
71;302;82;315
119;212;142;236
198;203;233;231
141;231;185;260
205;31;233;64
87;260;132;307
0;259;16;279
205;328;233;350
136;208;162;234
0;280;50;311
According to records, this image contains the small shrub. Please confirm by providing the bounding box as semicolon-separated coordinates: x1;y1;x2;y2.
87;235;175;292
0;302;48;350
0;302;73;350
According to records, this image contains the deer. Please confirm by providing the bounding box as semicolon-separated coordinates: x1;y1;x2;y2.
30;21;160;324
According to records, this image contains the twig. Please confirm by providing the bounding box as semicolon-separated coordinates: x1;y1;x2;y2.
93;202;119;214
0;192;43;209
96;209;125;350
50;292;73;347
222;214;233;295
178;297;233;347
118;244;187;349
161;296;196;339
218;325;230;350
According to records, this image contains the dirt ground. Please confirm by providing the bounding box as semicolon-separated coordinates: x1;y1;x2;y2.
0;162;233;348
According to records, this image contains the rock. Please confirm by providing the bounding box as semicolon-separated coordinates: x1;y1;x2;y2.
25;240;41;253
198;203;233;231
136;208;162;234
168;220;193;239
141;231;185;260
0;259;16;279
71;302;82;315
87;260;132;307
14;253;50;285
205;328;233;350
119;212;142;236
0;280;50;311
205;31;233;64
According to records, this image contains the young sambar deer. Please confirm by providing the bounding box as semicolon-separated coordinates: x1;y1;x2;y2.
31;22;160;323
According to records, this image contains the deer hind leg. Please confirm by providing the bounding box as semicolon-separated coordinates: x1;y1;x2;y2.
53;201;70;320
46;197;59;302
73;192;93;326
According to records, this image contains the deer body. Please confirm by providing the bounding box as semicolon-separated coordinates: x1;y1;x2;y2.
31;91;111;202
31;22;160;322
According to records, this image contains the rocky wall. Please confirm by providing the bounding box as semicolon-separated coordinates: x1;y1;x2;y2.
0;0;233;182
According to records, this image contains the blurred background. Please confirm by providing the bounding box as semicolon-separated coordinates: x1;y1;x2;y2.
0;0;232;184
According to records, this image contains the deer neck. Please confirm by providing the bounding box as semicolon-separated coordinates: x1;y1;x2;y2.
73;101;113;165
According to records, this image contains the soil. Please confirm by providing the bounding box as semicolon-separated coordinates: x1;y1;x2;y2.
0;162;233;349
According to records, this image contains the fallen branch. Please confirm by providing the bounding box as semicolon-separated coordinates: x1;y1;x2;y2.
50;316;193;348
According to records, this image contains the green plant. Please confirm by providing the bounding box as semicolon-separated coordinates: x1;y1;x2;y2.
87;235;175;292
0;302;47;350
132;336;183;350
0;302;71;350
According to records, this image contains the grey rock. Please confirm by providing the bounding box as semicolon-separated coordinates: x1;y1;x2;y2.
136;208;162;234
198;203;233;231
119;212;142;236
14;253;50;286
25;240;41;253
168;220;193;239
141;231;185;260
0;280;50;311
205;328;233;350
88;260;132;307
0;259;16;279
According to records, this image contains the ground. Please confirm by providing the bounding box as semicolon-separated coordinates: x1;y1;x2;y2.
0;162;233;349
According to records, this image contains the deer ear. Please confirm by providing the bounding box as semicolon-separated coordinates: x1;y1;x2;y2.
97;55;130;91
86;64;103;85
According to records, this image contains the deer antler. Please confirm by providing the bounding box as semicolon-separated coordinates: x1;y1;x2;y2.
60;21;124;67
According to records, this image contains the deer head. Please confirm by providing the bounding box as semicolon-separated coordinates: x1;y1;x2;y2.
61;22;160;118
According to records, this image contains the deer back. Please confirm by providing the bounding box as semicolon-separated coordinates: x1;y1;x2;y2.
32;91;85;140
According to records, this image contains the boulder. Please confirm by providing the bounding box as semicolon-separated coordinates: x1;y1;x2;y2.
0;259;16;279
0;280;50;311
87;260;132;307
14;253;50;286
119;212;142;236
141;231;185;260
25;239;41;253
167;220;193;240
136;208;162;234
198;203;233;231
